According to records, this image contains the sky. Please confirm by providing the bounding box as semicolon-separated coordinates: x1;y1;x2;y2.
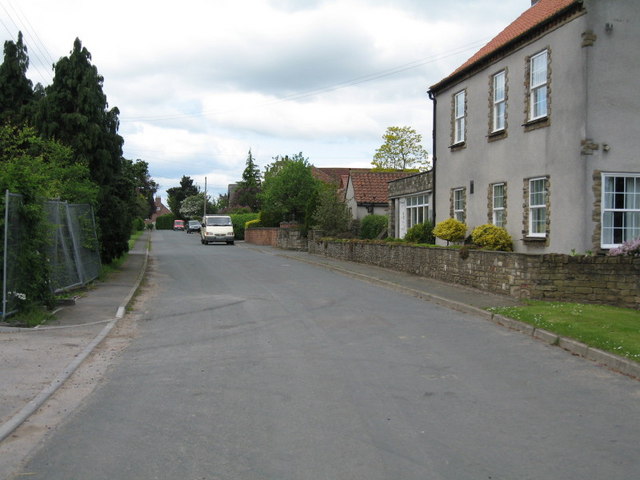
0;0;532;203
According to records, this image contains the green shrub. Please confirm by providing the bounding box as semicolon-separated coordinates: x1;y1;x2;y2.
404;221;435;244
230;212;259;240
359;214;388;239
155;213;175;230
132;217;145;232
433;218;467;244
471;224;513;251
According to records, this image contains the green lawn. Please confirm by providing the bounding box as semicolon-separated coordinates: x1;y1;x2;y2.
488;301;640;362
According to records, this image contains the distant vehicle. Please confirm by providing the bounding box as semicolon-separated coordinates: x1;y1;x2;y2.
201;215;235;245
186;220;201;233
173;219;185;231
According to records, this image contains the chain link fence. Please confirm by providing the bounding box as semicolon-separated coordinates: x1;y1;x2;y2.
1;191;101;320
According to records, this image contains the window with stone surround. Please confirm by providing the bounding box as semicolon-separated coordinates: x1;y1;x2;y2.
453;187;466;223
491;70;506;133
492;183;506;227
406;193;430;231
524;48;551;130
452;89;466;146
601;173;640;248
526;177;549;238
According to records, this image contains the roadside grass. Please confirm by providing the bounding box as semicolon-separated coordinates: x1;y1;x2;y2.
488;300;640;362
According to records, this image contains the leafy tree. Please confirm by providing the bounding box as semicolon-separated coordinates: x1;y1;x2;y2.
34;38;131;263
372;126;430;171
258;153;321;227
215;193;228;212
0;124;98;310
167;175;199;218
0;32;35;125
311;183;351;236
179;193;215;219
124;159;158;219
233;149;261;210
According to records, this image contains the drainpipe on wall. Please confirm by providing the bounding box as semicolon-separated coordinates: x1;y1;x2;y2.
428;89;437;226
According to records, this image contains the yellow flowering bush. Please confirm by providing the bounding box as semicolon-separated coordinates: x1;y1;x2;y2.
433;218;467;244
471;224;513;251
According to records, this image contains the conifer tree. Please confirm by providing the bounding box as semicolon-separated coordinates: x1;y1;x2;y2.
234;149;262;211
0;32;34;124
35;38;132;263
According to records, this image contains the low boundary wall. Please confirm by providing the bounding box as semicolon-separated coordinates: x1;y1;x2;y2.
244;227;278;246
307;237;640;309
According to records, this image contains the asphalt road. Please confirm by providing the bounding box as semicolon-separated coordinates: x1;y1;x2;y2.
15;231;640;479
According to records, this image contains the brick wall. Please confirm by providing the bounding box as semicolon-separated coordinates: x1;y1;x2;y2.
244;227;278;246
308;238;640;309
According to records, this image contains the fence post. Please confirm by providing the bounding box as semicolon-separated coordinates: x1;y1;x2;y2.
2;189;7;321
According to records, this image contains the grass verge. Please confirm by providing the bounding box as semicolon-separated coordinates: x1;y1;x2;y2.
488;300;640;362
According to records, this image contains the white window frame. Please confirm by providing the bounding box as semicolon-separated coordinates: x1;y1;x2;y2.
492;71;506;132
529;50;548;121
601;173;640;248
405;193;430;232
454;90;465;144
492;183;505;227
528;177;547;237
453;188;465;222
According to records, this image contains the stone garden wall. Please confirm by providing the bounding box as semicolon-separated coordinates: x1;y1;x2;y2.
306;236;640;309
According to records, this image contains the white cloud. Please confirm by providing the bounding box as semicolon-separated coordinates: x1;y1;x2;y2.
2;0;533;202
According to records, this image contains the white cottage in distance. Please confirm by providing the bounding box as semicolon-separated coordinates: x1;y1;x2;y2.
427;0;639;254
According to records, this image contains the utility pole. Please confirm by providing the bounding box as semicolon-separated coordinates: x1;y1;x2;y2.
203;177;207;217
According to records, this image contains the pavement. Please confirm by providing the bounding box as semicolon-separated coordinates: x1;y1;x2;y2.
0;233;638;446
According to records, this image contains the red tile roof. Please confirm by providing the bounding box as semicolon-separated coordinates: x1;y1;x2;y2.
350;171;413;204
430;0;581;91
312;167;370;186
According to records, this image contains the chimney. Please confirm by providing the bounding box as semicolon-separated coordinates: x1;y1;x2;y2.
531;0;540;5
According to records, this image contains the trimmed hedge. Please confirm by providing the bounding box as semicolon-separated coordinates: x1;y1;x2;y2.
155;213;176;230
230;213;259;240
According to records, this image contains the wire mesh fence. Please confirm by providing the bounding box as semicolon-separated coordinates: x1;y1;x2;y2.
45;200;101;293
1;191;101;320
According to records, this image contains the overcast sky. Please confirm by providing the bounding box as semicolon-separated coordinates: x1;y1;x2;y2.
1;0;532;202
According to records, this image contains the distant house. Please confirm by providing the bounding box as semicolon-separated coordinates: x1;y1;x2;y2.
428;0;640;253
344;171;413;221
149;196;171;224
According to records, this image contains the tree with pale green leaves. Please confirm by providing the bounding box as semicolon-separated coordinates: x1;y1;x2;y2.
371;126;430;171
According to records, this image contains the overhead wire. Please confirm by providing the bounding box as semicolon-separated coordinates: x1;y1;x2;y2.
121;36;491;124
5;0;56;77
0;0;54;83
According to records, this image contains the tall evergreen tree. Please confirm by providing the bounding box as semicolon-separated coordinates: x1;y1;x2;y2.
35;38;131;263
233;149;262;211
0;32;34;125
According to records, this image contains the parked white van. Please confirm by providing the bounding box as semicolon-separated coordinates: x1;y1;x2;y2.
200;215;235;245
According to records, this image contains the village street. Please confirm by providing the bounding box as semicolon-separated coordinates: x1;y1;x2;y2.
14;230;640;479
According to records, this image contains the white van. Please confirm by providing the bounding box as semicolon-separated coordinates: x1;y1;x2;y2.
200;215;235;245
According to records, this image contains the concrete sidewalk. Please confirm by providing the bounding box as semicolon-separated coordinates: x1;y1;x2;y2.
0;230;150;443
